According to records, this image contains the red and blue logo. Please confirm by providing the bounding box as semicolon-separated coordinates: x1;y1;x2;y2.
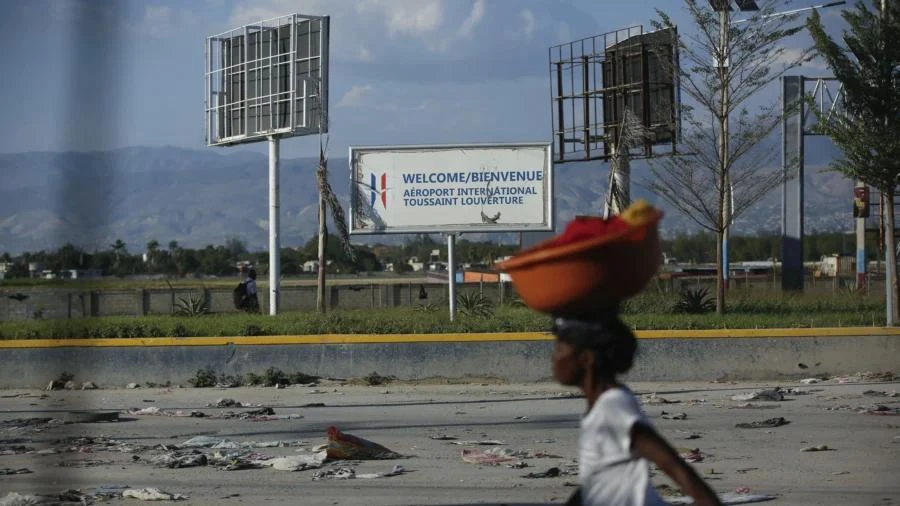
370;173;387;208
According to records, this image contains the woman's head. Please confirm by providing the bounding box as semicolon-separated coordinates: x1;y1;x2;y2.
550;314;636;386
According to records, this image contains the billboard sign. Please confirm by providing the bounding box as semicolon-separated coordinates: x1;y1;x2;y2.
350;143;553;235
205;14;329;147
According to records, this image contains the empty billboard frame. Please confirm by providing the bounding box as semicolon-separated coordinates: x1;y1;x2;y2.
549;25;680;163
205;14;329;146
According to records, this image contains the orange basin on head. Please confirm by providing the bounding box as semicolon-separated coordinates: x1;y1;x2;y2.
498;209;663;315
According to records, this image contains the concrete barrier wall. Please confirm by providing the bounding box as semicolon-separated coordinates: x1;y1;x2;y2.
0;283;503;321
0;329;897;388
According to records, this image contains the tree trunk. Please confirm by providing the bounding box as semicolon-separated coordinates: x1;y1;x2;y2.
886;189;898;324
716;228;725;315
316;191;327;313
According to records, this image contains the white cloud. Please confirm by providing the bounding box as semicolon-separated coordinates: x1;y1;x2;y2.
519;9;535;40
376;0;444;38
337;84;374;107
457;0;486;39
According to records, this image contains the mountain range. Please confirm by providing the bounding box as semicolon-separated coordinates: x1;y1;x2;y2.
0;138;856;255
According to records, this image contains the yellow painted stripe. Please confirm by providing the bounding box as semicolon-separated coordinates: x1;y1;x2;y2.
0;327;898;349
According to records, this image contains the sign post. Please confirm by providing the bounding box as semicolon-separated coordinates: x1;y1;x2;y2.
448;234;457;321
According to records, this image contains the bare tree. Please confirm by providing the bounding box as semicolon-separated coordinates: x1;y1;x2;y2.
647;0;810;314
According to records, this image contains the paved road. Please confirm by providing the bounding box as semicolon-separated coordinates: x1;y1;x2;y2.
0;378;898;505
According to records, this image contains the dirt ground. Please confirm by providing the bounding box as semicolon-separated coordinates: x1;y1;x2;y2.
0;376;898;505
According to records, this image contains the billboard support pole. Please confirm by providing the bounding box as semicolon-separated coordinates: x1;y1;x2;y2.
448;233;456;322
268;136;281;315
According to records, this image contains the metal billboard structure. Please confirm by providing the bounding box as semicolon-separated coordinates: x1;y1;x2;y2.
549;25;680;164
205;14;329;315
206;14;329;146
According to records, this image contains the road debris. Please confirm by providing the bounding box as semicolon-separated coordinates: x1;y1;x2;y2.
151;450;207;468
450;440;506;446
800;444;831;452
122;487;187;501
668;490;776;504
0;468;32;475
643;393;679;404
266;452;328;471
735;417;790;429
461;448;516;465
799;378;821;384
522;466;561;478
679;448;705;463
326;426;401;460
731;389;784;402
661;412;688;420
428;434;458;440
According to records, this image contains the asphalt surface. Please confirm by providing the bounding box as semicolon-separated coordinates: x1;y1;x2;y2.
0;377;898;505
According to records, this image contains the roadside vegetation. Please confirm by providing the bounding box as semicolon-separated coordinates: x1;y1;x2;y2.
0;291;884;339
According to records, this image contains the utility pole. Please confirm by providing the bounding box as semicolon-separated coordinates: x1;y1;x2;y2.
881;0;896;325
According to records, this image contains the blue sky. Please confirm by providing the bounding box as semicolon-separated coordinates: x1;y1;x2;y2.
0;0;848;159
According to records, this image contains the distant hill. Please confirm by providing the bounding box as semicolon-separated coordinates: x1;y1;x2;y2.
0;138;857;255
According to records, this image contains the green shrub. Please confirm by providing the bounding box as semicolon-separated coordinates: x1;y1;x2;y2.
456;291;494;318
174;291;209;317
188;368;217;388
673;287;715;314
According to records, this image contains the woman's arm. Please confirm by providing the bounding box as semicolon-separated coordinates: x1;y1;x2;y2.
631;422;722;506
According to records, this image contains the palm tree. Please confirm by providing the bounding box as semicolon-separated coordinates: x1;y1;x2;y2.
146;240;159;267
110;239;127;267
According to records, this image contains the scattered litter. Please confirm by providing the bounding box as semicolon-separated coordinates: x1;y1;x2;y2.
61;411;119;423
684;434;702;440
679;449;704;463
735;417;789;429
507;461;529;469
122;487;187;501
533;438;556;443
312;467;355;480
799;378;821;384
736;468;758;474
429;434;458;441
668;491;776;504
0;468;32;475
859;405;900;415
356;464;406;479
661;412;688;420
800;444;831;452
126;383;140;389
0;446;34;455
180;435;225;448
461;448;516;465
832;471;850;475
58;458;114;468
514;416;529;420
81;382;98;390
644;393;679;405
835;371;896;383
522;466;561;478
209;398;244;407
94;485;131;498
451;440;506;446
151;451;208;468
267;451;327;471
301;403;326;408
731;389;784;402
862;390;897;397
126;406;205;418
730;403;778;410
326;426;401;460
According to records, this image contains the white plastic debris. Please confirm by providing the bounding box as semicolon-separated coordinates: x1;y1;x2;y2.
799;378;820;384
266;451;327;471
731;389;783;402
0;492;41;506
122;488;187;501
180;436;225;448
